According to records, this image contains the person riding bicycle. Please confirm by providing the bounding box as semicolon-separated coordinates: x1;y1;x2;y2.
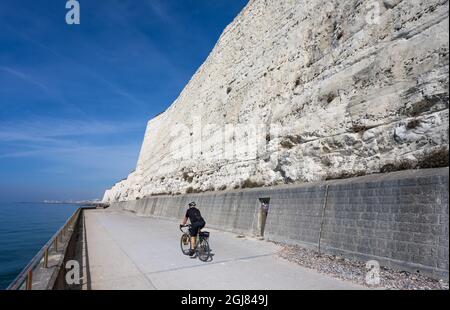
180;201;206;256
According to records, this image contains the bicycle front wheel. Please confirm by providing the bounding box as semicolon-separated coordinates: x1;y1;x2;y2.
197;238;211;262
180;234;191;255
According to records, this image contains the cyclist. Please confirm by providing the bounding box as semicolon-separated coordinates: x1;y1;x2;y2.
180;201;206;256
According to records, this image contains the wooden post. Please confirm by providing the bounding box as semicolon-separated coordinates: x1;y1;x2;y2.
26;270;33;290
44;248;49;268
54;237;58;252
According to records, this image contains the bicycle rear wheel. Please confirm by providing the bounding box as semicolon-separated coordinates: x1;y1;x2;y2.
197;238;211;262
180;233;191;255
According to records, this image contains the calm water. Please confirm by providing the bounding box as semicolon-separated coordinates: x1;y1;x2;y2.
0;203;79;289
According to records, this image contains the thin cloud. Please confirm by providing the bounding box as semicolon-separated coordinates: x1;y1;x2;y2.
5;27;151;111
0;142;139;163
0;64;89;117
146;0;172;23
0;66;50;94
0;118;143;143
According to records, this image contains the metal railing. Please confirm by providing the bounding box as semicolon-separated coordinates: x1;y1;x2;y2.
7;207;83;290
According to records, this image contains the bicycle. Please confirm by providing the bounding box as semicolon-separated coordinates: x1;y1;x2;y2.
179;224;211;262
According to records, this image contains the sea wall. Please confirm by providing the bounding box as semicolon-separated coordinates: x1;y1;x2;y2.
110;168;449;280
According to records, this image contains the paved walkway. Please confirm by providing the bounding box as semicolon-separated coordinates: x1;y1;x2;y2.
84;210;364;290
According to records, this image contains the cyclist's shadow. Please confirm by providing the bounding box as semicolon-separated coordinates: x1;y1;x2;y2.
192;249;215;262
207;251;215;262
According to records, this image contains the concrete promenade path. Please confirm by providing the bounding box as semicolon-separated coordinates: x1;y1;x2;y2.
84;209;364;290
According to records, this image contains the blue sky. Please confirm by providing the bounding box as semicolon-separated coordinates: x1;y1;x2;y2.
0;0;248;202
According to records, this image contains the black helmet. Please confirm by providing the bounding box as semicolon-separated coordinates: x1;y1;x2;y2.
188;201;196;207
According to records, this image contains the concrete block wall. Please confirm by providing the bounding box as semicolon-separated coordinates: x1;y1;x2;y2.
109;168;449;280
319;171;449;280
263;186;326;248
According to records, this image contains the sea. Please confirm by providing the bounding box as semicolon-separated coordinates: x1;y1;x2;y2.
0;202;79;290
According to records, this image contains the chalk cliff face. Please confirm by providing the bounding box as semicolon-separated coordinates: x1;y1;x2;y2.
103;0;449;203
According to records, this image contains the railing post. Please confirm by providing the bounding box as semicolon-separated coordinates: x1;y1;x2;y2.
26;270;33;290
43;248;49;268
54;237;58;252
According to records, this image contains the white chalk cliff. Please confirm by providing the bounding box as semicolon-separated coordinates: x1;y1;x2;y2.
103;0;449;203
